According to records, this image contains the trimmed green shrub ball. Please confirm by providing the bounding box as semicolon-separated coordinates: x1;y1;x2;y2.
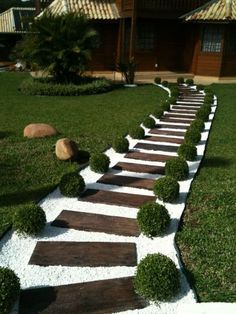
137;202;170;238
143;117;156;129
185;78;194;86
162;80;169;87
204;87;213;94
177;77;185;84
196;105;211;121
153;108;164;119
154;77;161;84
59;172;85;197
169;96;177;104
185;128;201;145
12;204;46;236
178;143;197;161
90;153;110;173
170;88;179;97
165;157;189;181
134;253;180;301
129;126;145;139
161;100;170;112
197;84;204;91
204;95;214;105
189;119;205;132
112;136;129;153
154;176;179;202
0;267;20;314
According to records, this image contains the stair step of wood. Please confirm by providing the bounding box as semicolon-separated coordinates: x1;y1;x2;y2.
19;277;148;314
171;109;197;114
160;118;191;124
134;142;178;153
149;129;186;137
125;151;173;162
98;173;155;191
80;189;156;208
165;113;195;119
176;102;202;107
29;241;137;267
113;162;165;175
145;135;183;144
51;210;140;237
172;105;200;110
156;123;187;130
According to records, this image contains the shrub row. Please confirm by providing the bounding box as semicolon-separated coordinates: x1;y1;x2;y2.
143;117;156;129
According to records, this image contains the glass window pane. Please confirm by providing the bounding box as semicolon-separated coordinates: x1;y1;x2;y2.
202;25;223;53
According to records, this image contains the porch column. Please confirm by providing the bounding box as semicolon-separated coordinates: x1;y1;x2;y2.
129;0;137;59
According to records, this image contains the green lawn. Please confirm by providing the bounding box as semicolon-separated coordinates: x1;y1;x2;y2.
177;84;236;302
0;72;166;236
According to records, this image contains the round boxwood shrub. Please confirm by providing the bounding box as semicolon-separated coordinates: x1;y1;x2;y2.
154;176;179;202
112;136;129;153
0;267;20;314
169;96;177;104
189;119;205;132
154;77;161;84
177;77;184;84
185;78;194;86
59;172;85;197
185;128;201;145
162;80;169;87
137;202;170;238
153;108;164;119
197;84;204;91
196;105;211;121
90;153;110;173
170;88;179;97
129;126;145;139
165;157;189;181
134;253;180;301
161;100;170;112
178;143;197;161
12;203;46;236
204;87;213;94
204;96;214;105
143;117;156;129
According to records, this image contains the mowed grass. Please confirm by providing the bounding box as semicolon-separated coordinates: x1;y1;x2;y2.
0;72;166;236
176;84;236;302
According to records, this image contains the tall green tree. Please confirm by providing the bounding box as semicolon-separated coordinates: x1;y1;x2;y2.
15;12;99;82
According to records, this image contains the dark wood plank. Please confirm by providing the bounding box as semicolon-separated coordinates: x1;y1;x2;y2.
171;109;197;114
29;242;137;267
80;189;156;208
160;118;191;125
156;123;187;130
98;173;155;190
176;102;202;107
172;105;200;110
134;142;178;153
149;129;186;136
51;210;140;237
165;113;195;119
125;151;173;162
113;162;165;175
145;135;184;144
19;277;148;314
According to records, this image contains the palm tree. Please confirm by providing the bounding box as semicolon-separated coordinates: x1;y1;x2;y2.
16;12;99;83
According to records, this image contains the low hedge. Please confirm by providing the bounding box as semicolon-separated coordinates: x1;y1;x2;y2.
162;80;169;87
20;77;113;96
143;117;156;129
112;137;129;153
134;253;180;301
165;157;189;181
185;78;194;86
178;143;197;161
90;153;110;173
204;87;213;94
0;267;20;314
154;77;161;84
185;128;201;145
189;119;205;132
161;100;170;112
59;172;85;197
196;105;211;121
169;96;177;104
137;202;170;238
197;84;204;91
129;126;145;139
177;77;184;84
152;108;164;119
154;176;179;202
12;203;46;236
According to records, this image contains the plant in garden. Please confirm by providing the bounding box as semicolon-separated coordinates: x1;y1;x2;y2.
185;128;201;145
204;87;213;94
0;267;20;314
162;80;169;87
186;78;194;86
137;202;170;238
15;13;99;83
134;253;180;301
129;126;145;139
117;57;136;84
152;108;164;119
165;157;189;181
143;117;156;129
12;203;46;236
112;136;129;153
161;100;170;112
154;77;161;84
178;143;197;161
169;96;177;104
197;84;204;91
59;172;85;197
177;77;185;84
90;153;110;173
154;176;179;202
196;105;211;121
189;119;205;132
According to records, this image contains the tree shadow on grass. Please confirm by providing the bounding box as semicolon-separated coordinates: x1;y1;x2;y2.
0;131;14;139
202;156;232;168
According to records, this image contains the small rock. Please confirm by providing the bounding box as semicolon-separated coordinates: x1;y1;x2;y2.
24;123;58;138
55;138;78;161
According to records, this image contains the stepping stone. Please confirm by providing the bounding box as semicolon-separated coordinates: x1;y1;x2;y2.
149;129;186;137
52;210;140;237
172;105;200;111
156;123;187;130
176;102;202;107
165;113;195;119
98;173;155;191
113;162;165;175
160;117;192;124
145;135;184;144
19;277;148;314
29;241;137;267
171;109;197;114
125;151;173;162
134;142;178;153
80;189;156;208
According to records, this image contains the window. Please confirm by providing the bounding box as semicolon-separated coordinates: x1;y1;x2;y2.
136;25;155;51
202;25;223;53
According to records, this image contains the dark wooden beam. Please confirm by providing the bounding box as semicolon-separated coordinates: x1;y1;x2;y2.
129;0;137;59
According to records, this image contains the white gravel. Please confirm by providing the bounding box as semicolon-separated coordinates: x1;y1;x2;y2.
0;85;222;314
